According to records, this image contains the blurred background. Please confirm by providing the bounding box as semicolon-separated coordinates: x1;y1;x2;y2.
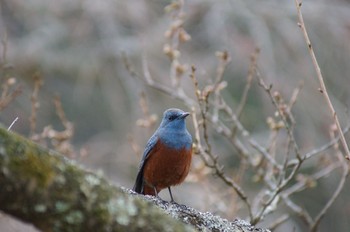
0;0;350;231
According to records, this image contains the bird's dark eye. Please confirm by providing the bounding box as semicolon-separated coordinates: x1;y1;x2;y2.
168;115;177;121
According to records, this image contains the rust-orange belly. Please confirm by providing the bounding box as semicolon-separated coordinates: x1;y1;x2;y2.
143;141;192;196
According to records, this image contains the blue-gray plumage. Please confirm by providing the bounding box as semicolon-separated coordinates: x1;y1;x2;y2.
133;108;192;201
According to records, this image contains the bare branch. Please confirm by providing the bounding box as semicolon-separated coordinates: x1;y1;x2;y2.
267;214;289;231
0;82;22;111
310;133;349;231
282;196;313;226
301;124;350;161
255;69;302;160
294;0;350;160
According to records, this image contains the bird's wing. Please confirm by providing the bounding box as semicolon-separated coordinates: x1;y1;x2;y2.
133;133;159;193
141;133;159;161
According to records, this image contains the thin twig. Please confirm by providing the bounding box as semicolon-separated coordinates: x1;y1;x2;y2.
216;94;283;170
7;117;19;131
53;95;70;129
251;160;302;225
301;124;350;162
0;84;22;111
212;51;230;124
267;214;290;231
310;127;349;231
279;85;302;186
123;53;196;107
255;69;302;160
294;0;350;160
214;51;231;87
287;82;303;116
282;196;313;226
141;56;196;107
281;151;345;231
283;162;341;197
311;161;348;231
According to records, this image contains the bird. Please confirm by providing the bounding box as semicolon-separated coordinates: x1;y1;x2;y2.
133;108;192;202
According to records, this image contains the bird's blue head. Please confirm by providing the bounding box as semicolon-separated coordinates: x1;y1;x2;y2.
157;108;192;150
159;108;190;131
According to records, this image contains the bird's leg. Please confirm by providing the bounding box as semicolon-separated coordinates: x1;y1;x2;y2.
168;187;175;203
153;186;166;202
153;186;159;198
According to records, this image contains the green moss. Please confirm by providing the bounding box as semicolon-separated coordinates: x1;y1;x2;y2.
116;213;131;226
34;204;47;213
55;201;70;213
0;147;6;157
0;130;58;188
9;151;56;188
55;175;66;185
85;174;101;186
65;210;84;224
113;198;138;226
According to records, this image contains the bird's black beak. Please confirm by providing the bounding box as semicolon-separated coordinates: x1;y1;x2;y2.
180;112;190;119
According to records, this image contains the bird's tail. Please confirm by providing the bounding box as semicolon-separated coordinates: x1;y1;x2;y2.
133;169;144;194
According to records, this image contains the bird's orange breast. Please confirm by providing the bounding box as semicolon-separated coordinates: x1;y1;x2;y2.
143;140;192;195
